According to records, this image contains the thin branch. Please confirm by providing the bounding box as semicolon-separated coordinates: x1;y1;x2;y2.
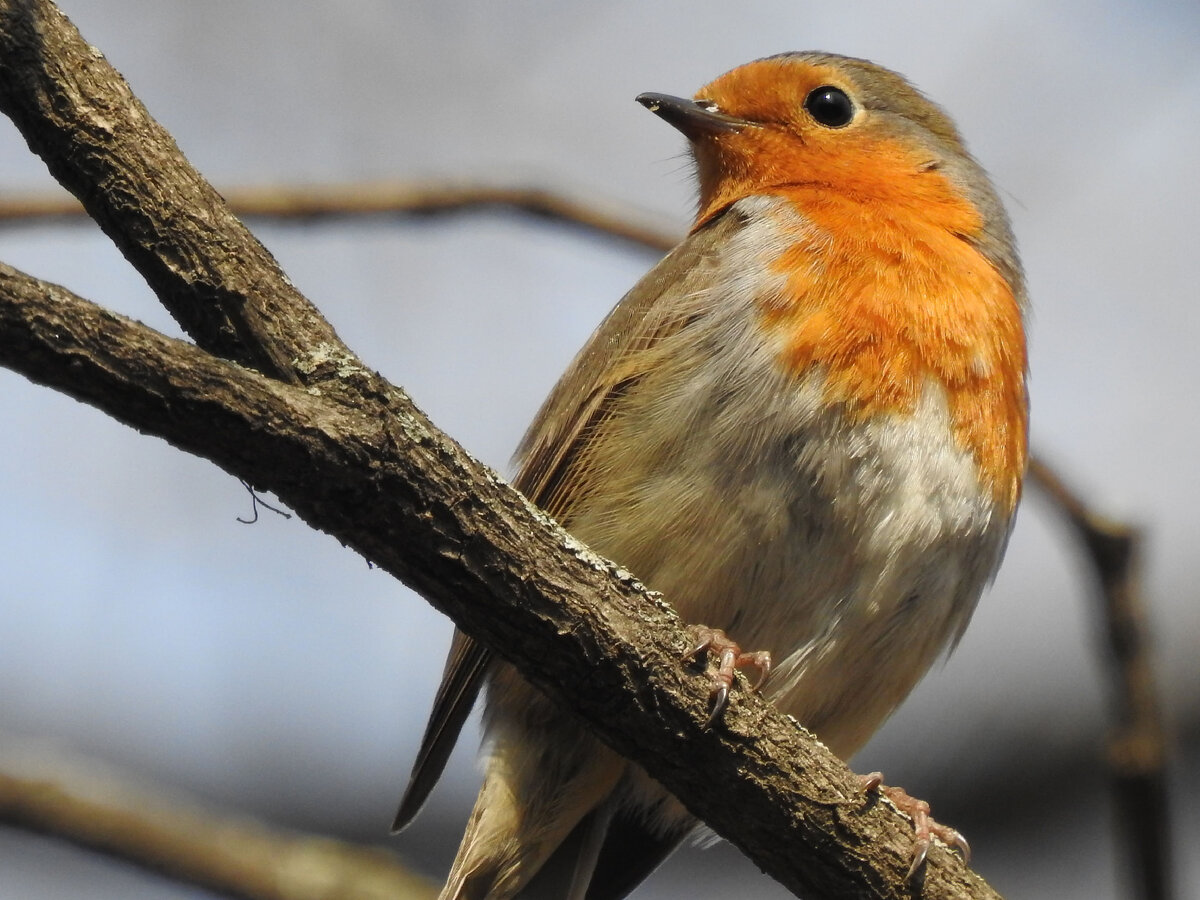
1027;460;1172;900
0;182;679;253
0;763;435;900
0;3;1004;895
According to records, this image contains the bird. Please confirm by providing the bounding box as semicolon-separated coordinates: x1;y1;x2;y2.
394;51;1028;900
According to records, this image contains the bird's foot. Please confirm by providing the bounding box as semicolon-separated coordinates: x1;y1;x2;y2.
859;772;970;881
683;625;771;729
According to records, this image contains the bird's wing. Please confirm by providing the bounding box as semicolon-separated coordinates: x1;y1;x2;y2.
512;211;740;519
394;208;744;841
392;628;491;831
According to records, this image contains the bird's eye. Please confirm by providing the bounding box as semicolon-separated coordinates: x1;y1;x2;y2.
804;86;854;127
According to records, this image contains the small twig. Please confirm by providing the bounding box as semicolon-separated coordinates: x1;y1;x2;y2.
0;763;435;900
1027;458;1172;900
237;479;294;524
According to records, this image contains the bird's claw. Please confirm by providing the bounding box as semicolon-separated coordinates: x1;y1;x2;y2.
683;625;771;729
859;772;970;881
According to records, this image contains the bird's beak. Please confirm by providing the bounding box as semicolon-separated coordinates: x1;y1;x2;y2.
636;92;750;138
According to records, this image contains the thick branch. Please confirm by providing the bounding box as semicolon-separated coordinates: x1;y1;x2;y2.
0;259;997;900
0;0;341;381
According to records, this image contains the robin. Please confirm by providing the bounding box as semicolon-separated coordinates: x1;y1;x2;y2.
395;51;1028;899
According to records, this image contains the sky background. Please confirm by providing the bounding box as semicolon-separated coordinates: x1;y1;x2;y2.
2;2;1199;898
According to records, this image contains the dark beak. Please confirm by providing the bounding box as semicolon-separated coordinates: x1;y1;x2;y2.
635;92;750;139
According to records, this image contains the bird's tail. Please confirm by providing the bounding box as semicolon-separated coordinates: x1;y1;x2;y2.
439;715;623;900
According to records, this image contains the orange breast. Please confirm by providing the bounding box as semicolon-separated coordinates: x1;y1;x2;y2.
762;183;1028;512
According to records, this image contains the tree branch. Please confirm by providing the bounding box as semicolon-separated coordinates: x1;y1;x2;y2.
0;2;1004;897
0;0;341;382
0;254;996;900
0;762;436;900
0;181;679;254
1028;460;1172;900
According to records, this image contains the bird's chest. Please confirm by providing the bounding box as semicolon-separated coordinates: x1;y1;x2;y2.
569;282;1006;624
758;195;1028;511
563;203;1019;752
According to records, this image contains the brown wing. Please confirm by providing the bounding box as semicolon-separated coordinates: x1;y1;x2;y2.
514;212;739;517
391;628;490;831
394;211;741;832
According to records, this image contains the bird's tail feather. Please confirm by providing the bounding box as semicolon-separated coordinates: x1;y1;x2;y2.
439;718;623;900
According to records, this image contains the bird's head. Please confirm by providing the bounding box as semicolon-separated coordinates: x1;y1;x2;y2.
638;52;1018;291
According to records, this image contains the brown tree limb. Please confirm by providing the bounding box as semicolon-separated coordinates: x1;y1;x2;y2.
0;257;997;900
0;3;1003;897
1027;460;1172;900
0;764;436;900
0;0;342;382
0;182;679;253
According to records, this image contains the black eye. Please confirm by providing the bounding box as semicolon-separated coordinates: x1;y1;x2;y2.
804;86;854;127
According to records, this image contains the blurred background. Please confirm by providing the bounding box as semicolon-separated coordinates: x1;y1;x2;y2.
1;1;1198;897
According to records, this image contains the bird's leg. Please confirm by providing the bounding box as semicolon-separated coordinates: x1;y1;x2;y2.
859;772;971;881
682;625;771;729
